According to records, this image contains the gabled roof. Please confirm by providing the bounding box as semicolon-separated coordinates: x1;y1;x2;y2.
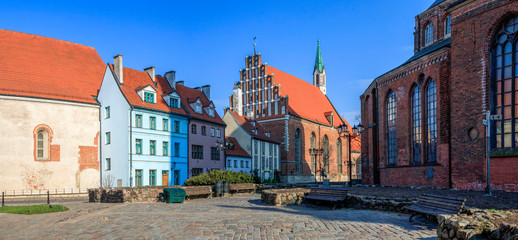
0;29;105;104
175;84;225;125
266;66;349;129
227;109;281;144
225;137;250;157
108;64;187;116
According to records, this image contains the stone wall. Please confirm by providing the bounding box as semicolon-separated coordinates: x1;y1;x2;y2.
88;185;212;203
261;188;310;206
346;194;414;212
438;210;518;240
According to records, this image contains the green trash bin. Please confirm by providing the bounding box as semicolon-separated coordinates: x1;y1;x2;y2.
163;188;186;203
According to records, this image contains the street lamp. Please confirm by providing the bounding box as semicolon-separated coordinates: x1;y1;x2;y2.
309;147;323;183
337;124;353;186
215;140;227;169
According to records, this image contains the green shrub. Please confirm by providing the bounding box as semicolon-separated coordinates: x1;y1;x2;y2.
184;170;255;186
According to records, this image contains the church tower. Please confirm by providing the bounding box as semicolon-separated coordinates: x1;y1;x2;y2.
313;40;326;95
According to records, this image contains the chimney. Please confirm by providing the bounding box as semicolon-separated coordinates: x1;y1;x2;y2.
113;54;123;84
165;71;176;89
144;66;155;83
201;85;210;100
177;81;184;86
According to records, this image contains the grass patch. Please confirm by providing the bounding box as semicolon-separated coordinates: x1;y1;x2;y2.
0;204;69;215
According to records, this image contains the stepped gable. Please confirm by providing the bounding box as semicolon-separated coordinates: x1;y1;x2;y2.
266;66;350;128
0;29;105;104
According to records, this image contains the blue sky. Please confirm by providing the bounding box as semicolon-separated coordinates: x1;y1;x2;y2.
1;1;435;125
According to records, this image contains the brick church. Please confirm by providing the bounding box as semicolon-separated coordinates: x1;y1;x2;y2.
360;0;518;191
229;43;360;183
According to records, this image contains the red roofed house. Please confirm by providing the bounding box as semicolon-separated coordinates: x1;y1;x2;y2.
175;82;226;178
0;30;105;191
224;137;252;173
223;109;281;180
229;43;360;183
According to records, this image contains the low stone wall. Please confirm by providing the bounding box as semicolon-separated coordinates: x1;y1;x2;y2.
261;188;310;206
346;194;414;212
438;210;518;240
88;185;212;203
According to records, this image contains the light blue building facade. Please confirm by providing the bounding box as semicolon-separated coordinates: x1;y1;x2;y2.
98;55;189;187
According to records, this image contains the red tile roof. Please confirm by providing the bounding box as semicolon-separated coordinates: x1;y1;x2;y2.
351;134;361;152
0;29;106;104
267;66;350;129
175;84;225;125
227;109;281;144
108;64;187;116
225;137;250;157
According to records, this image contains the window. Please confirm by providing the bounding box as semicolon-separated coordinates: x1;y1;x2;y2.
136;139;142;154
234;160;238;168
37;131;46;159
191;124;197;134
246;161;249;168
207;108;215;117
135;114;142;128
163;141;169;156
106;158;111;171
144;92;154;103
337;138;342;174
105;106;110;119
174;120;180;133
201;126;206;136
163;119;169;131
105;132;111;144
295;129;301;174
492;17;518;149
240;160;244;168
227;160;231;168
412;85;422;164
174;142;180;157
150;117;156;130
425;23;434;45
150;140;156;155
216;129;221;138
444;15;451;36
135;169;142;187
192;145;203;159
149;170;156;186
211;128;215;137
211;147;220;160
192;168;203;177
170;98;179;108
323;135;329;174
426;80;437;163
387;91;397;165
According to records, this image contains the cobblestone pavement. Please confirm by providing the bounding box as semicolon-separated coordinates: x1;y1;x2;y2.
0;194;437;239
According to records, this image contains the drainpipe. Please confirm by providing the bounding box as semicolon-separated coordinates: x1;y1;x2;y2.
129;106;134;187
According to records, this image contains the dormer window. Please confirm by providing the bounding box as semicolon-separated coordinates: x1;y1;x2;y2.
425;23;434;45
190;99;203;114
207;108;215;117
144;92;155;103
195;105;202;114
444;15;451;37
170;98;180;108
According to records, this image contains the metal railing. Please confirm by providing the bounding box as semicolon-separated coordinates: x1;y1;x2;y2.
1;188;89;197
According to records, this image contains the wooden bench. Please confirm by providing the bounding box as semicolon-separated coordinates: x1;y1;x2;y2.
403;194;466;222
301;187;348;209
229;183;256;193
182;186;212;199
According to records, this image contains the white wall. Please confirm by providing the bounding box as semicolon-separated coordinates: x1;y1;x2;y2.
98;67;130;187
0;96;100;191
226;155;252;173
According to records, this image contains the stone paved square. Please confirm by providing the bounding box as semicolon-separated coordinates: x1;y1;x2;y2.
0;194;437;239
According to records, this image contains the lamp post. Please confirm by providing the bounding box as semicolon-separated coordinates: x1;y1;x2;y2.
351;124;364;186
337;124;350;185
309;147;323;184
215;140;227;169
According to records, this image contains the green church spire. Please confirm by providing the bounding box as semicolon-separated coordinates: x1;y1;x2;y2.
314;40;325;73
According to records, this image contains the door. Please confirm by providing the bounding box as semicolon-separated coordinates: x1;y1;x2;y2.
174;170;180;185
162;170;169;186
